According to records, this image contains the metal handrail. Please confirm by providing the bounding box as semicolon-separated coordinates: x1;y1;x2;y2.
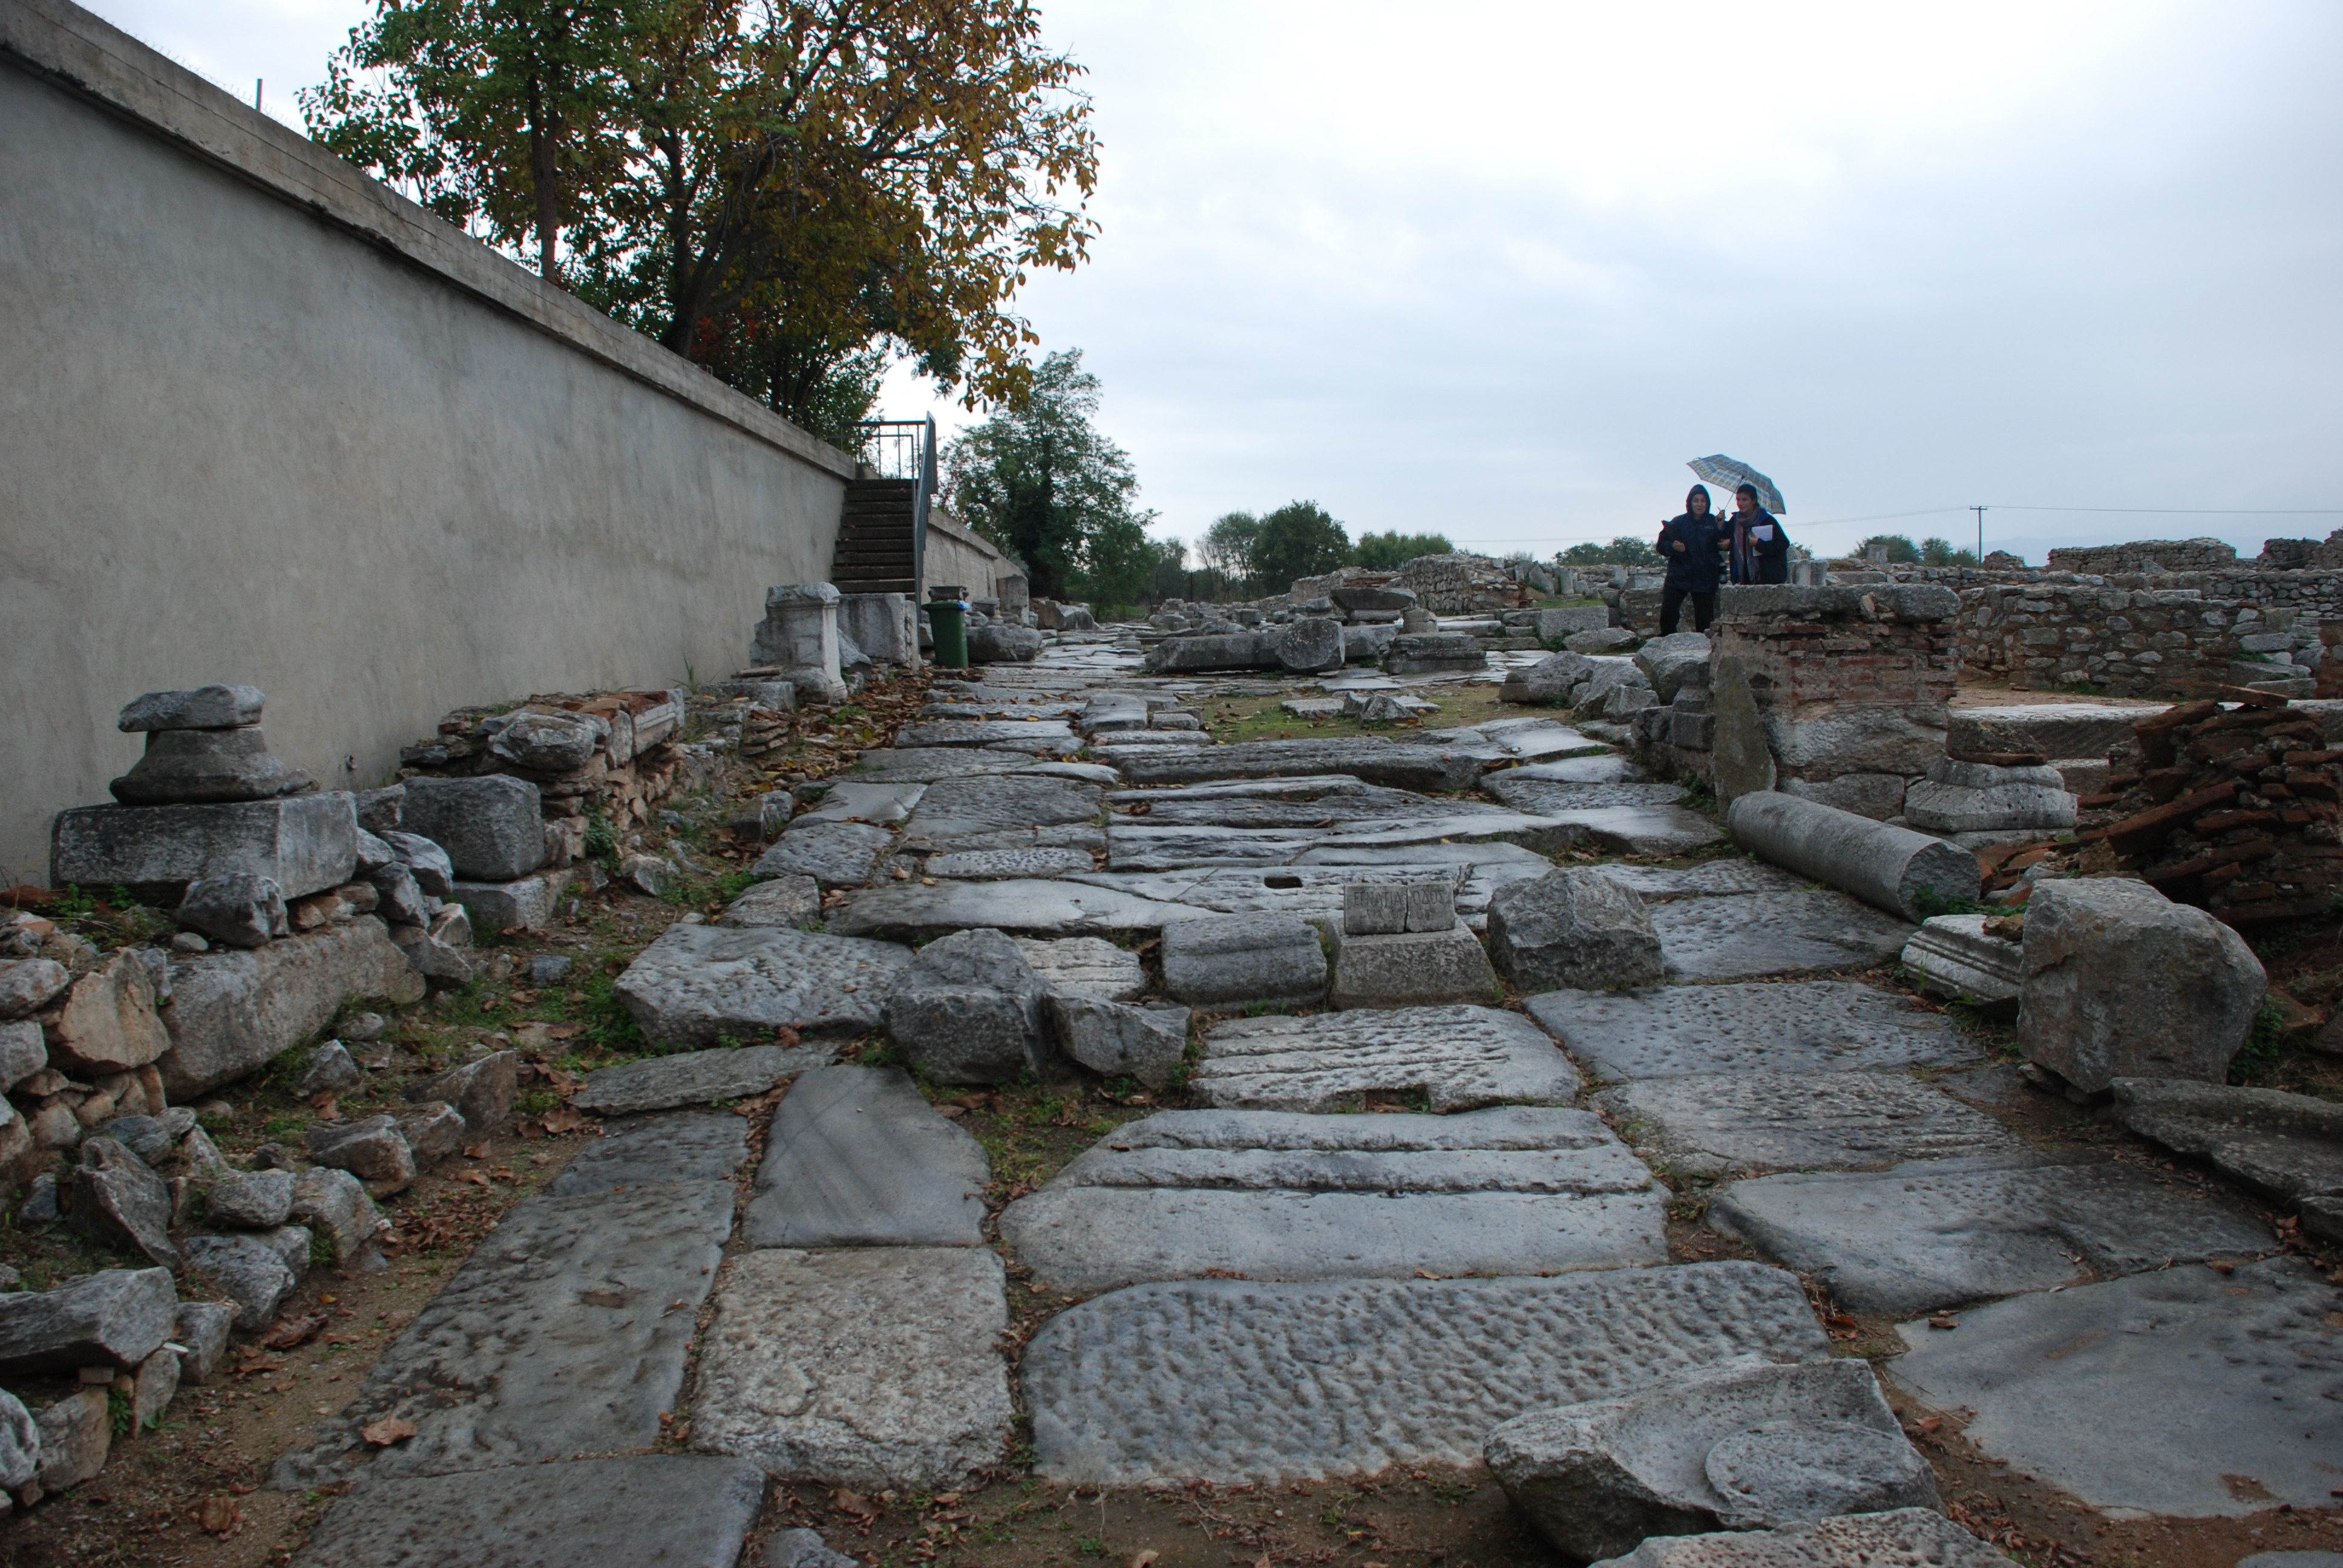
853;416;938;601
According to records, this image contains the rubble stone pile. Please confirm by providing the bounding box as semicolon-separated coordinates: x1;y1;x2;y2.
398;687;686;861
2077;694;2343;923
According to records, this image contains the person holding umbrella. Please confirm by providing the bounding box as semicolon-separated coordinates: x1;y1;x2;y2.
1728;482;1792;584
1654;484;1727;633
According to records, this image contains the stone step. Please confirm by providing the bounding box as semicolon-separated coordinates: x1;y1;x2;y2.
998;1106;1666;1291
1022;1262;1830;1485
1525;979;1978;1083
614;923;914;1045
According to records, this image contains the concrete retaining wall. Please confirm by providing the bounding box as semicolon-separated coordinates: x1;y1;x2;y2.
0;0;855;883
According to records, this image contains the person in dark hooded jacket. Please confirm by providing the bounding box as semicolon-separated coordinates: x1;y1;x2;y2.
1728;482;1792;584
1654;483;1727;633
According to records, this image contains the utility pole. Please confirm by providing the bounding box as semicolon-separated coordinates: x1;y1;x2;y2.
254;79;263;112
1970;505;1987;564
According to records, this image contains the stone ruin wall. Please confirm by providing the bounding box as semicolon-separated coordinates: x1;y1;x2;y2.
1956;572;2343;696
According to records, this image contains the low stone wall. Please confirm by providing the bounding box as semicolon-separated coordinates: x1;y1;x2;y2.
1957;578;2330;696
2046;538;2238;573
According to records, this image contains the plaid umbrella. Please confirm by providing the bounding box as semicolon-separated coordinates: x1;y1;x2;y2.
1688;455;1786;514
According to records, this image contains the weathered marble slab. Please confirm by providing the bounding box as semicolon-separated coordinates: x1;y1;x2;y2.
273;1179;736;1486
544;1112;749;1196
796;779;926;825
828;878;1192;940
741;1066;987;1247
753;820;894;887
1592;1071;2024;1176
1023;1263;1830;1484
1710;1155;2275;1315
1594;860;1807;902
290;1455;768;1568
1486;776;1689;813
572;1046;833;1117
1653;890;1916;981
1012;935;1146;1001
924;846;1096;880
1526;981;1978;1083
1538;804;1726;857
689;1247;1014;1489
1890;1256;2341;1514
1193;1005;1580;1112
998;1106;1664;1290
896;774;1103;848
615;923;913;1043
892;719;1079;748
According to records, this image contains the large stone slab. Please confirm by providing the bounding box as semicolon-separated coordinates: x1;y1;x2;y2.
829;878;1191;940
1526;981;1979;1083
1890;1256;2340;1514
1593;1072;2024;1177
753;820;894;886
1535;803;1726;857
159;918;425;1098
542;1112;748;1197
1193;1005;1579;1112
290;1454;768;1568
742;1066;986;1247
51;792;359;904
892;719;1079;748
1596;860;1807;901
1901;914;2023;1015
615;923;913;1044
1487;866;1664;991
1113;737;1487;792
1486;774;1689;812
897;774;1103;847
1588;1510;2016;1568
689;1247;1013;1488
572;1044;834;1116
1116;779;1470;828
274;1178;735;1486
998;1106;1664;1291
1161;912;1328;1008
925;846;1095;879
795;779;925;825
2109;1078;2343;1205
1709;1155;2275;1316
1653;890;1916;982
1945;703;2159;762
1024;1262;1830;1485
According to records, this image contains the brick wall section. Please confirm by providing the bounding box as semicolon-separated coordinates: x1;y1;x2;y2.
1708;585;1961;781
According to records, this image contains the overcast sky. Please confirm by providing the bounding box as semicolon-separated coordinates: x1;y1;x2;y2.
92;0;2343;564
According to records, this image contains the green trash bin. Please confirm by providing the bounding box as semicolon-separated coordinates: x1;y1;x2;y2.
928;599;969;668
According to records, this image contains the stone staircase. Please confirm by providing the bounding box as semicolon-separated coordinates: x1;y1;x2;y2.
830;478;919;597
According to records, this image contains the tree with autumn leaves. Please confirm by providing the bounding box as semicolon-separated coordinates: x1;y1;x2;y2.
302;0;1099;446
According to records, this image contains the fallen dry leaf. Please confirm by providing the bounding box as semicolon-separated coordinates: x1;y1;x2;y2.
197;1495;244;1535
260;1315;323;1350
539;1105;592;1135
458;1171;491;1187
463;1140;493;1159
834;1488;881;1520
359;1416;418;1446
773;1026;802;1048
1906;1415;1944;1436
1928;1315;1959;1330
308;1092;340;1118
1127;1553;1161;1568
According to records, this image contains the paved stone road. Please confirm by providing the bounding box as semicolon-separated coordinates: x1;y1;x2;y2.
280;635;2334;1564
